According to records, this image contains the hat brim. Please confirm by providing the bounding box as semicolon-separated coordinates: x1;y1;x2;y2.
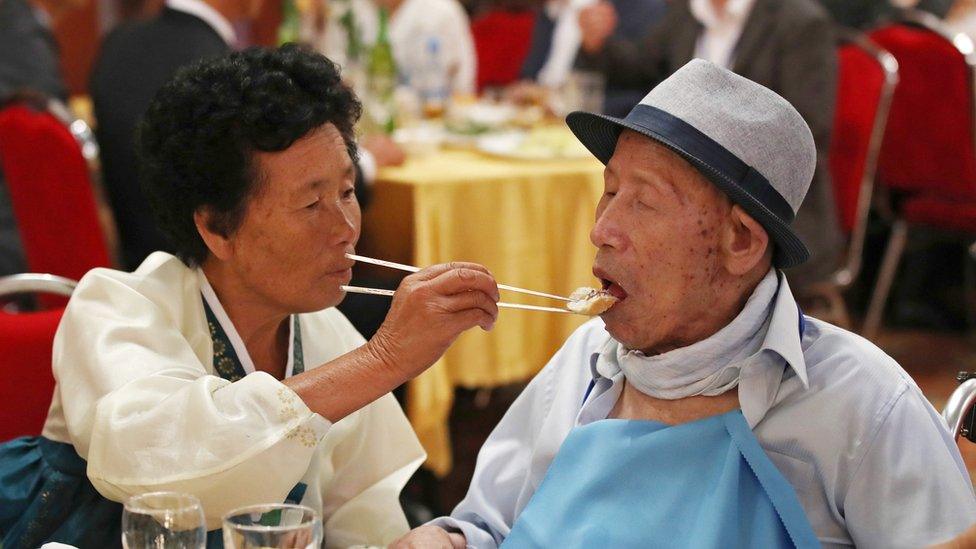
566;111;810;269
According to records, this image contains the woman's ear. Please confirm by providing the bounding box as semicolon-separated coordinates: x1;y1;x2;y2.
721;204;771;276
193;208;233;261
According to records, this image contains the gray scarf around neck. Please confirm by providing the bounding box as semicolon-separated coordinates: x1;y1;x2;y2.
599;269;779;400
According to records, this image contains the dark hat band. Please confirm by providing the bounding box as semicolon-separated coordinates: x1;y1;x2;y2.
625;104;795;224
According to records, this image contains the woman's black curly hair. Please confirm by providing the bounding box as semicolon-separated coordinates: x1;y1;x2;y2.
137;44;362;267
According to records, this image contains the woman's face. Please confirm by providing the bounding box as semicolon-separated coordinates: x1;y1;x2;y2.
218;123;360;314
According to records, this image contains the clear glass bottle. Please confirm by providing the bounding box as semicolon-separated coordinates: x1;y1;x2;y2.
417;36;449;119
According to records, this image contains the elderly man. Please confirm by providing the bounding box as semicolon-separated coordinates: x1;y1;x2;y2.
576;0;842;291
393;60;976;548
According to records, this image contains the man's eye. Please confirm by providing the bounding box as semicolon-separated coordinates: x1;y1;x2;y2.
342;188;356;200
305;199;319;209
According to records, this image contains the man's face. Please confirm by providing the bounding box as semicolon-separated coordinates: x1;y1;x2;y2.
591;130;735;353
222;123;360;314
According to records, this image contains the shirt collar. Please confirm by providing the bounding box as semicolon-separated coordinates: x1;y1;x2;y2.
689;0;757;29
196;269;297;378
165;0;236;46
760;270;808;387
588;269;809;428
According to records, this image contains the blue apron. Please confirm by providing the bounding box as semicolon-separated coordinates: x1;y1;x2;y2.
503;311;819;548
0;298;306;549
502;411;820;548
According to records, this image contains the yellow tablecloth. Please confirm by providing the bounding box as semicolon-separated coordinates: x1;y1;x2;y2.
360;148;605;476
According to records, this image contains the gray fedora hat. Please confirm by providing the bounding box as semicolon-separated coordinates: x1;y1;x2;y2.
566;59;816;268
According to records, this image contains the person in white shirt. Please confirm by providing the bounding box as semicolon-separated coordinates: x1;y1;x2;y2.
317;0;477;96
0;45;501;548
393;60;976;548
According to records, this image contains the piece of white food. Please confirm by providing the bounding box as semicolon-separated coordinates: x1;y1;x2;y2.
567;287;619;315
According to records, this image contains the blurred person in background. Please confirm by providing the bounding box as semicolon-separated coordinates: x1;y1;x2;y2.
514;0;665;116
89;0;261;271
0;0;88;277
0;46;501;548
0;0;80;101
577;0;843;292
316;0;477;96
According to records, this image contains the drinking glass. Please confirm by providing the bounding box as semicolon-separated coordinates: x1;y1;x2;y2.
222;504;323;549
556;70;606;116
122;492;206;549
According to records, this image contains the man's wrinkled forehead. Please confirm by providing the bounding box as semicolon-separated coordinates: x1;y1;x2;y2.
609;129;724;205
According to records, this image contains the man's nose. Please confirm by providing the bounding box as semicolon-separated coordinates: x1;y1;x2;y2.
591;207;628;250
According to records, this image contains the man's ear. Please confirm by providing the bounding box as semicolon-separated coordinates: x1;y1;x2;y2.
193;208;233;261
721;204;770;276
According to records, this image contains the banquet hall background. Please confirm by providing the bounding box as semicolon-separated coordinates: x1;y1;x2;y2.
5;0;976;522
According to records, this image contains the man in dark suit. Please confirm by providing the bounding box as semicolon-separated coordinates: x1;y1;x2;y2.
518;0;666;116
577;0;842;289
90;0;259;270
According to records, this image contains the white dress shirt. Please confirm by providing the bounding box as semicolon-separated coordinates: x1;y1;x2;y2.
165;0;236;46
535;0;596;88
42;252;425;545
320;0;476;94
689;0;756;68
431;271;976;548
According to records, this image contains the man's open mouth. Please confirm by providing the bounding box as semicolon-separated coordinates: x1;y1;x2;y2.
594;268;629;301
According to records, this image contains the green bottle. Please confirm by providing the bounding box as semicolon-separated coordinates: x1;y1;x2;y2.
339;1;363;63
366;7;397;134
278;0;301;45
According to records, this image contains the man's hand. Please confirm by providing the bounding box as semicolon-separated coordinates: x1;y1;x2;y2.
579;1;618;54
390;526;466;549
362;133;406;168
367;262;500;380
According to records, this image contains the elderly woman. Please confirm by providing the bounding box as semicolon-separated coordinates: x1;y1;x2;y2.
396;60;976;548
0;46;500;548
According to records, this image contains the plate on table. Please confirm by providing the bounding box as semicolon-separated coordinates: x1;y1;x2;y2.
476;127;591;160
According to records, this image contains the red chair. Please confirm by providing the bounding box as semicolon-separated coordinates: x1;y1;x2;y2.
471;9;536;92
805;32;898;329
863;11;976;337
0;274;76;442
0;101;110;308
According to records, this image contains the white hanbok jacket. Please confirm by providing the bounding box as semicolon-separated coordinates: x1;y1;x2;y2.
40;252;425;547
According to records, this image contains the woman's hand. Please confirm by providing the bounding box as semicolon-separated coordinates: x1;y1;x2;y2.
286;262;499;422
367;262;500;380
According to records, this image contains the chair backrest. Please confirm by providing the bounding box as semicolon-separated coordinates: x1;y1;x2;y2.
471;9;536;92
0;274;75;442
0;103;110;295
829;33;899;286
944;376;976;442
0;308;64;441
869;12;976;199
